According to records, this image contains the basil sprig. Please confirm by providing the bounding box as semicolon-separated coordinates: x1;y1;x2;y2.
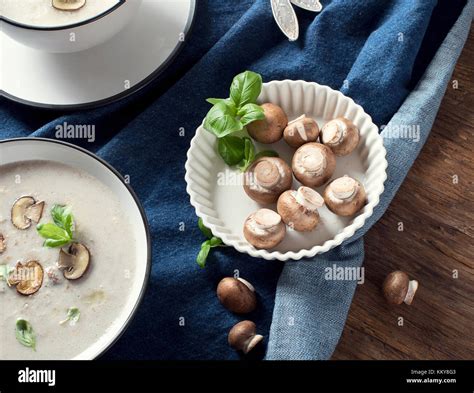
204;71;264;137
204;71;277;171
196;218;226;268
36;205;74;248
16;319;36;351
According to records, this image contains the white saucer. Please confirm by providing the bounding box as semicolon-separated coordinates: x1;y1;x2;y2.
0;0;196;110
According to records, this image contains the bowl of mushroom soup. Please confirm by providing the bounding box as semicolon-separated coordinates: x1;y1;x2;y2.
1;0;142;53
0;138;150;359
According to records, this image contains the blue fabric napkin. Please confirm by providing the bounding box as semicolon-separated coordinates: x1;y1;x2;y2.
0;0;472;360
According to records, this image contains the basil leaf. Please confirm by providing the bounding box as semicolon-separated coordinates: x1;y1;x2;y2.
254;150;279;160
51;204;68;226
36;222;72;243
237;137;256;172
206;98;229;105
204;101;243;138
51;204;74;237
198;218;213;239
217;135;245;166
230;71;263;108
0;265;8;281
238;103;265;126
196;240;211;268
60;307;80;326
43;238;71;248
209;236;223;247
16;319;36;351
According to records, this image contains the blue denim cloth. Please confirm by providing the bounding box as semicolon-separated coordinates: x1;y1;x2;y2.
0;0;472;360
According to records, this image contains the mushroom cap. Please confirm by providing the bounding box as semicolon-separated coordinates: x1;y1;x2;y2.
247;103;288;144
243;157;292;204
52;0;86;11
292;143;336;187
243;209;286;249
321;117;360;156
8;260;44;296
11;196;44;230
58;243;90;280
383;271;410;305
284;115;320;148
323;176;366;216
277;188;323;232
216;277;257;314
228;320;264;354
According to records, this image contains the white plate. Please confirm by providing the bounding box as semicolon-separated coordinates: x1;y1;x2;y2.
0;0;195;109
0;138;151;359
185;80;388;261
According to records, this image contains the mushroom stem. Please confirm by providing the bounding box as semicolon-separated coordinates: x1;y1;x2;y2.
242;334;264;354
237;277;255;293
404;280;418;305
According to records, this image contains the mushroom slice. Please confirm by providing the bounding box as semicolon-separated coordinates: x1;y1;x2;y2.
11;196;44;230
0;234;5;253
58;243;90;280
52;0;87;11
25;201;45;223
8;261;44;296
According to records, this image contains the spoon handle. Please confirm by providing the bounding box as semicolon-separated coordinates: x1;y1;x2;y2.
290;0;323;12
271;0;299;41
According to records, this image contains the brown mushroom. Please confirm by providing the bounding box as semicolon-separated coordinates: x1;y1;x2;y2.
383;271;419;305
0;234;5;254
247;103;288;144
321;117;360;156
8;261;44;296
217;277;257;314
58;243;90;280
52;0;86;11
228;320;263;354
244;157;293;204
243;209;286;249
323;175;366;216
11;196;45;230
292;143;336;187
283;115;320;148
277;187;324;232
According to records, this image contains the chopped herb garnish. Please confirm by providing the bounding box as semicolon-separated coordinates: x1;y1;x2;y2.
15;319;36;351
60;307;80;326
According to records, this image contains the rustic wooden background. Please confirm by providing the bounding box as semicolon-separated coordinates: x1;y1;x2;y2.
332;26;474;360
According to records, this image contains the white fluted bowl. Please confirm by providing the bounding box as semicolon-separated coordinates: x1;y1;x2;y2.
185;80;387;261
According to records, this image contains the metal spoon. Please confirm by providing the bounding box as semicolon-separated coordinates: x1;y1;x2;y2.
271;0;323;41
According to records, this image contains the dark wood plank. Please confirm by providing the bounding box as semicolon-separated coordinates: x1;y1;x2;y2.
332;25;474;360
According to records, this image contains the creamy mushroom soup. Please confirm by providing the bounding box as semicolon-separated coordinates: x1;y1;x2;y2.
2;0;120;28
0;160;136;359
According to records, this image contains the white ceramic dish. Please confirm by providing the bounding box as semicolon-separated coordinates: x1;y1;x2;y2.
0;138;151;359
0;0;196;109
1;0;142;53
185;80;388;261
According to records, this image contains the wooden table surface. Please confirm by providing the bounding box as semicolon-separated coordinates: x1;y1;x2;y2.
332;26;474;360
